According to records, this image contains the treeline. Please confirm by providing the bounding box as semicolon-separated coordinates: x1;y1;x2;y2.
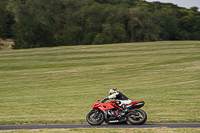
1;0;200;49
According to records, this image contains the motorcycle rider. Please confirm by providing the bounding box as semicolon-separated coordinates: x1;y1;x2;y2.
102;88;132;114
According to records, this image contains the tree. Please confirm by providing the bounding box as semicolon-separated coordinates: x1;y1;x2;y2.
0;0;15;39
179;12;200;40
153;9;180;40
13;0;58;48
127;8;160;42
71;2;104;45
93;23;127;44
190;6;199;12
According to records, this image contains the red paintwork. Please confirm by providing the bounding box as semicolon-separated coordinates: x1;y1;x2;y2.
92;99;144;111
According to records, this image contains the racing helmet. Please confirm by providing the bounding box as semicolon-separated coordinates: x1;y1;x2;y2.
109;88;118;95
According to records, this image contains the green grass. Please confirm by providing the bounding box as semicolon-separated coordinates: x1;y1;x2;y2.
1;128;200;133
0;41;200;125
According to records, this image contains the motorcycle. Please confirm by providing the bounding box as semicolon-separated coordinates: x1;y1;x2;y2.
86;98;147;125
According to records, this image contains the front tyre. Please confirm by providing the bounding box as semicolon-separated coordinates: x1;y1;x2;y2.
86;110;104;125
127;109;147;125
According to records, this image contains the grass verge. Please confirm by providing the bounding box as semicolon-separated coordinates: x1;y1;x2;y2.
1;128;200;133
0;41;199;125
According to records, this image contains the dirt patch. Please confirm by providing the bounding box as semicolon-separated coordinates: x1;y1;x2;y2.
0;39;14;50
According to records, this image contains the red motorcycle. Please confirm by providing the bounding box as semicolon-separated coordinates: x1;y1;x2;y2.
86;98;147;125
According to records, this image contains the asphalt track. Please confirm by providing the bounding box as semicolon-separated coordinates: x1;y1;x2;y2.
0;123;200;130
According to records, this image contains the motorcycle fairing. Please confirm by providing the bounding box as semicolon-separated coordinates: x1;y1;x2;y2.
94;102;115;111
93;100;145;111
126;101;145;109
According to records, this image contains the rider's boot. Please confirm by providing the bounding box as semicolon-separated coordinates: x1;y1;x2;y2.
120;104;129;116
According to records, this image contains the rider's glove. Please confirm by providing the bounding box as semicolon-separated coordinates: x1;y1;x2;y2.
102;97;109;103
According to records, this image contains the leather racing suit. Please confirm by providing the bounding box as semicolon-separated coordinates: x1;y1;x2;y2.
102;92;132;107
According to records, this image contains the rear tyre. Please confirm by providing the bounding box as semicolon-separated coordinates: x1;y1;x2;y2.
127;109;147;125
86;110;104;125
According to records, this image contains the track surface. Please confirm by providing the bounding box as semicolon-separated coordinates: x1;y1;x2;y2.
0;123;200;130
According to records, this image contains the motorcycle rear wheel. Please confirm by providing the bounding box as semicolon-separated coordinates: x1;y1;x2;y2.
86;110;104;125
127;109;147;125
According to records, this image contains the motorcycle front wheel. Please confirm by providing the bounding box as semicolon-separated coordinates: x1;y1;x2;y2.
127;109;147;125
86;110;104;125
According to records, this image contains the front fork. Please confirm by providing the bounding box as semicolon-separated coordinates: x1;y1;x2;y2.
94;110;100;117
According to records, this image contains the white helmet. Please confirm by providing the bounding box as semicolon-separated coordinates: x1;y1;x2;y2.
109;88;118;95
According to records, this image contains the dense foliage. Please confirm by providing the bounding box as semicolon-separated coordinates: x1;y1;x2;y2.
0;0;15;39
1;0;200;49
